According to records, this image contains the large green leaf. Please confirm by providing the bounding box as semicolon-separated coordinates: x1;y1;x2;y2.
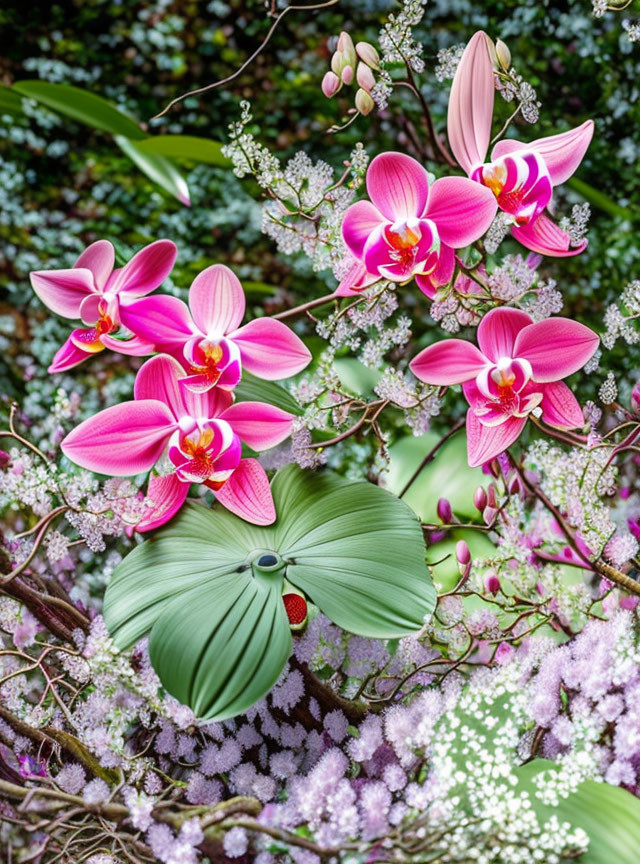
136;135;229;166
0;85;24;116
12;81;145;139
387;430;488;524
234;370;302;416
115;136;190;205
104;466;435;720
517;760;640;864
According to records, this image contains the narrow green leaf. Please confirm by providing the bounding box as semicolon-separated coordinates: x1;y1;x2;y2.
114;136;190;206
568;176;637;222
12;81;145;139
0;85;24;116
136;135;229;166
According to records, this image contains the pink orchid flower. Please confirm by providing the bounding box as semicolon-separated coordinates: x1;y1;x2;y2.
118;264;311;393
30;239;178;373
409;307;599;467
61;355;295;529
339;152;497;297
448;32;594;257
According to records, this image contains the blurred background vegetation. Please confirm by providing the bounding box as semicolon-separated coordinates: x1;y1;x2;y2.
0;0;638;417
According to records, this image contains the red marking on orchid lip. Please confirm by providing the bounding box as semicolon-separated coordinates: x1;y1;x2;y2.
283;593;308;627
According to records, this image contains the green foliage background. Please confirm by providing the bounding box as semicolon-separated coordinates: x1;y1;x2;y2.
0;0;638;412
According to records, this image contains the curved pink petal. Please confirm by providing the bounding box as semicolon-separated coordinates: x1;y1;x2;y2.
539;381;585;429
342;200;384;258
410;339;488;385
134;354;188;420
492;120;594;187
119;295;194;354
466;409;527;468
365;152;429;221
61;400;176;476
415;245;455;299
48;335;92;373
74;240;115;292
213;458;276;525
30;268;95;319
447;31;494;174
99;333;156;357
220;402;293;451
189;264;245;337
511;213;586;257
109;239;177;298
79;293;108;326
334;258;379;297
180;385;234;421
514;318;599;383
425;177;497;248
136;473;189;533
477;307;533;362
229;318;311;380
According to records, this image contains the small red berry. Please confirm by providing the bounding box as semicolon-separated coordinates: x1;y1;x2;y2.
283;593;308;628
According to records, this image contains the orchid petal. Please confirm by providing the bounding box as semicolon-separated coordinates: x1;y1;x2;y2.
119;295;194;354
136;473;189;533
539;381;585;429
511;213;586;257
410;339;488;385
180;385;234;421
48;335;92;373
477;307;533;362
447;31;494;174
466;409;527;467
492;120;594;187
134;355;188;420
109;239;177;298
213;458;276;525
74;240;115;292
335;258;379;297
189;264;245;337
99;333;156;356
220;402;293;451
61;400;176;476
513;318;599;383
425;177;497;248
414;245;456;299
229;318;311;380
365;152;429;221
342;200;384;259
30;268;95;319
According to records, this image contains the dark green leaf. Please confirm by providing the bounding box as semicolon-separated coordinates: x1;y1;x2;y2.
234;370;302;415
0;85;24;116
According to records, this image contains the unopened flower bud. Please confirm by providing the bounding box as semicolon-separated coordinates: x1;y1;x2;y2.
331;50;346;76
437;497;453;524
485;35;497;68
632;380;640;413
356;61;375;93
355;88;375;116
337;31;357;67
341;65;354;85
356;41;380;70
322;71;341;98
487;484;498;508
473;486;487;512
507;471;523;496
0;450;9;468
485;572;501;595
483;506;497;525
456;540;471;566
495;39;511;71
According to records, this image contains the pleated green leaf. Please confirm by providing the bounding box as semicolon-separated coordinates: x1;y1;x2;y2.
104;465;435;719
